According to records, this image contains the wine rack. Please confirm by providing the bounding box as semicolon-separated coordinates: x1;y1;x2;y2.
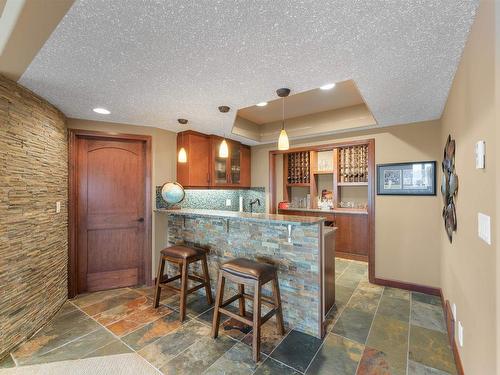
338;145;368;184
286;151;310;184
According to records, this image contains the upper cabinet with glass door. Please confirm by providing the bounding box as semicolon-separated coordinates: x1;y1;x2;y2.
210;136;249;187
211;136;229;186
230;144;241;185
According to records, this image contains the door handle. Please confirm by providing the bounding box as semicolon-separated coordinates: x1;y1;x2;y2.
137;217;144;222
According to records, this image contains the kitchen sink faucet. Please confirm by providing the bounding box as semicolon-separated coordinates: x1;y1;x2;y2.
249;198;261;213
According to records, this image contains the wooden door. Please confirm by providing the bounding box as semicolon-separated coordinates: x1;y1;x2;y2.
76;136;148;293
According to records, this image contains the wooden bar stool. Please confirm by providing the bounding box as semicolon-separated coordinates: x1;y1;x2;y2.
153;245;213;321
211;258;285;362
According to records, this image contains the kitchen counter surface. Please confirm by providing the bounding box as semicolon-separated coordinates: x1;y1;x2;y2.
155;208;325;225
279;207;368;215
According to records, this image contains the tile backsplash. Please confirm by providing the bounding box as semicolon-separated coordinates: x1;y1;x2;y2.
156;186;265;213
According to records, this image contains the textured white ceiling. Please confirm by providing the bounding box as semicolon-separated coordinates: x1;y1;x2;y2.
19;0;478;144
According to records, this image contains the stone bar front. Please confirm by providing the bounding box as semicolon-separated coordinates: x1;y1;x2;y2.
156;208;328;338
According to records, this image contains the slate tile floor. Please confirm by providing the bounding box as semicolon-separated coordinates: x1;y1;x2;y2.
2;259;457;374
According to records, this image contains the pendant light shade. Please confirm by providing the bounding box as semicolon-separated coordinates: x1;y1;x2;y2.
218;105;230;158
177;118;188;163
219;139;229;158
276;88;291;151
178;147;187;163
278;129;289;151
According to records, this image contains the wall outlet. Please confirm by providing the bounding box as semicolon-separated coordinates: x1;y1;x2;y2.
458;321;464;347
56;201;61;213
225;199;231;207
478;213;491;245
452;303;457;321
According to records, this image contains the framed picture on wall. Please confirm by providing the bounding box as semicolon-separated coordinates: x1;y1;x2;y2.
377;161;436;195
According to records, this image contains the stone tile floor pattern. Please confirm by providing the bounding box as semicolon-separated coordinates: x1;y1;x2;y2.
1;259;457;374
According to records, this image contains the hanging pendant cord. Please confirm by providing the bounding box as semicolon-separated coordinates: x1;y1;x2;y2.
282;97;285;130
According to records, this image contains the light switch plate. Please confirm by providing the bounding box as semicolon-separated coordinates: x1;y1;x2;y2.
225;199;231;207
475;140;485;169
458;321;464;347
56;201;61;213
478;213;491;245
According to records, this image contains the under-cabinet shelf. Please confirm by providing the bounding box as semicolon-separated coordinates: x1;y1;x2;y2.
312;170;334;175
337;182;368;186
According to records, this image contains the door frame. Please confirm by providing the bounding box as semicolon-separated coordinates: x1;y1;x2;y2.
68;129;152;298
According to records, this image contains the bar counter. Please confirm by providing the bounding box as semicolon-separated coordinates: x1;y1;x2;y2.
155;208;335;338
278;207;368;215
156;208;326;224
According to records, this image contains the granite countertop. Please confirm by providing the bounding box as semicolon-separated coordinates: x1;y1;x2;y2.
279;207;368;215
155;208;325;225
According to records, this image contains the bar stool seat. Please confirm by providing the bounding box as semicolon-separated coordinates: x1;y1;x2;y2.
221;258;275;282
154;245;213;321
212;258;285;362
161;245;205;259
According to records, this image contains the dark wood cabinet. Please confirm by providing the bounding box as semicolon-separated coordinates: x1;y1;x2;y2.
177;131;211;187
240;145;251;187
333;213;368;261
323;227;336;315
177;131;251;188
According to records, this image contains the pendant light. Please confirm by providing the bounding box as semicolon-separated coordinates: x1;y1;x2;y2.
177;118;188;163
277;88;291;151
218;106;230;158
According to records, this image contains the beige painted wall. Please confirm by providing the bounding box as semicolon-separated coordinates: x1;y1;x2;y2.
440;1;498;373
67;119;177;278
252;120;442;287
0;0;74;81
496;0;500;371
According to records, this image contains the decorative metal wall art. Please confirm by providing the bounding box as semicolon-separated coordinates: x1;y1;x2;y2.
441;135;458;243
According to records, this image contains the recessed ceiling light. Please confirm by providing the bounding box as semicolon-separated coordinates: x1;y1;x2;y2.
320;83;336;90
256;102;268;107
93;107;111;114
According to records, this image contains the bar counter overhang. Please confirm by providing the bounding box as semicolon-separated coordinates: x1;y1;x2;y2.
155;208;336;338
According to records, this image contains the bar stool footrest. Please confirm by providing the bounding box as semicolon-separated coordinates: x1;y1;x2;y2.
188;274;206;283
219;307;253;326
160;281;207;295
221;293;244;309
159;274;181;284
261;309;278;325
242;293;275;307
